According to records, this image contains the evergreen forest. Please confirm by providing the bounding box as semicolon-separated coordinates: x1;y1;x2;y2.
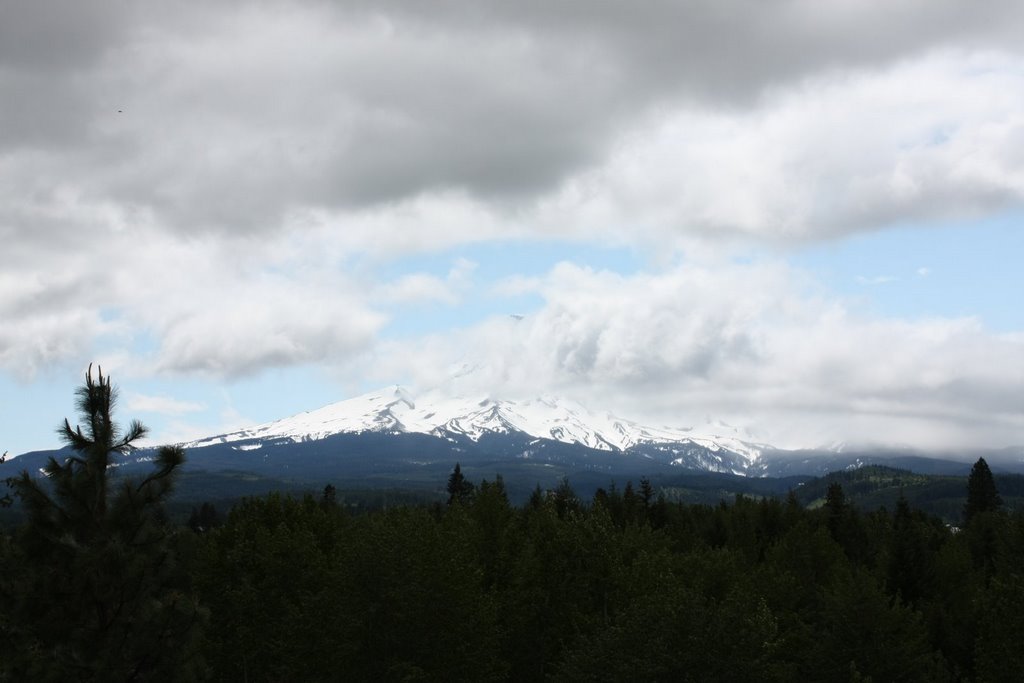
2;370;1023;681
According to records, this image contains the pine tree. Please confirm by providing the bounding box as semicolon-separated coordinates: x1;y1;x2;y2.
962;457;1005;575
824;482;847;539
964;457;1002;523
1;365;206;681
553;477;579;519
622;480;640;524
887;496;931;604
446;462;474;505
639;477;654;509
322;483;338;509
188;501;222;533
0;450;12;508
527;483;545;511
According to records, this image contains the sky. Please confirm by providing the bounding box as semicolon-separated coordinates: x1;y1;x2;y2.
1;0;1022;456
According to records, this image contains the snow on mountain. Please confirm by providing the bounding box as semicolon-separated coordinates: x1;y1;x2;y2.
183;386;769;466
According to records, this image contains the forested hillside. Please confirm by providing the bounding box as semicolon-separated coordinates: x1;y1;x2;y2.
5;468;1024;680
794;465;1024;523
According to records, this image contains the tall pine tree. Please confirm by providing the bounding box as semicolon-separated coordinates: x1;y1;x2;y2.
1;365;206;681
446;462;474;505
963;457;1002;524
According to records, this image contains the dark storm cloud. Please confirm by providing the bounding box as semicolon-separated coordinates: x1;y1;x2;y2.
4;0;1023;236
0;0;130;69
0;0;136;149
361;0;1024;102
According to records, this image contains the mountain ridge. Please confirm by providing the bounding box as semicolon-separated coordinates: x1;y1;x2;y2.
183;385;771;470
3;388;1021;507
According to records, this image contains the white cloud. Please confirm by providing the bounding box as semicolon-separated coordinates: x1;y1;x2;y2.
375;258;478;306
360;261;1024;449
531;50;1024;245
377;273;458;306
0;1;1021;451
145;273;385;378
124;392;204;416
3;35;1021;385
0;225;386;379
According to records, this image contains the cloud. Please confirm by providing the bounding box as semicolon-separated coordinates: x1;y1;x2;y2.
1;0;1022;414
0;306;111;380
124;392;204;416
0;3;620;236
0;225;386;379
375;258;477;306
377;274;458;306
531;50;1024;245
2;2;1023;247
361;261;1024;449
138;260;387;378
339;1;1024;105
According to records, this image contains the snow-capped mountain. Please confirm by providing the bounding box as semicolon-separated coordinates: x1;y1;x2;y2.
4;387;1019;507
184;386;769;471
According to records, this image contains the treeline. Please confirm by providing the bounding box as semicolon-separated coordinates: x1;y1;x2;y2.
13;472;1024;680
185;468;1023;682
2;370;1023;681
792;465;1024;524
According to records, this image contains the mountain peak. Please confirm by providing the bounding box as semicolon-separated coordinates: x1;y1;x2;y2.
391;385;416;410
183;387;768;467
